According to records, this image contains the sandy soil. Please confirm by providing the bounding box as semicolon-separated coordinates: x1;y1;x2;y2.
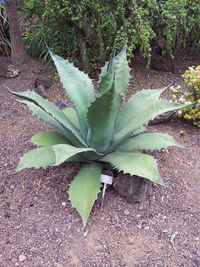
0;55;200;267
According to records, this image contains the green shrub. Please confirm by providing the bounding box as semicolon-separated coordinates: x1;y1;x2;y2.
20;0;200;72
0;5;10;56
172;66;200;127
10;45;186;226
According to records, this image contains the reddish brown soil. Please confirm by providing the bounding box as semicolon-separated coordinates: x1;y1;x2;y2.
0;55;200;267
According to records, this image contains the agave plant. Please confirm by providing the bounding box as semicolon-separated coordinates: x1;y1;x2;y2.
10;45;186;226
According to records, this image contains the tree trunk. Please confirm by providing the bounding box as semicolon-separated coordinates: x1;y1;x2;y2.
5;0;26;64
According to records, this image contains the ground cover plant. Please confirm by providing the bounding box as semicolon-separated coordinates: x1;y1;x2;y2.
172;65;200;127
10;45;187;226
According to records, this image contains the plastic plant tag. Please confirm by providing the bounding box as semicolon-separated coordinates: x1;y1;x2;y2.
100;175;113;209
100;174;113;185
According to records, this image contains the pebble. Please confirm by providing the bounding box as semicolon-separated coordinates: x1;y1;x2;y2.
61;202;66;207
137;221;143;229
124;209;130;216
19;254;27;262
127;236;134;245
144;226;150;231
10;184;15;190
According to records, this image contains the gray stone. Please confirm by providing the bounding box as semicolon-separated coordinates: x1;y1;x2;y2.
113;172;152;203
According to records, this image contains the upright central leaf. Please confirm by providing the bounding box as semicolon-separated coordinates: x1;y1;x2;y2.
87;89;121;153
50;51;94;139
97;44;130;97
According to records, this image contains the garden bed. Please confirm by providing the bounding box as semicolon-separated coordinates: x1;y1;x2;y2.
0;55;199;267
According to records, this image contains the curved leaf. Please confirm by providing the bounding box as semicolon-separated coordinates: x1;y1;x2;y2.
31;131;70;147
69;163;102;226
100;152;163;185
17;147;55;172
62;107;80;130
118;133;182;152
87;89;121;152
10;90;86;147
18;100;68;136
50;51;94;138
113;88;186;144
52;144;95;165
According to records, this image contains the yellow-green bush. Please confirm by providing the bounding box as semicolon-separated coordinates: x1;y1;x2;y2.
172;66;200;127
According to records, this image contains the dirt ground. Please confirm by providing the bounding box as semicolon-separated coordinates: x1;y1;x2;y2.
0;54;200;267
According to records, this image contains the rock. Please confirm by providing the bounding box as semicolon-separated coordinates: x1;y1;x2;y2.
150;111;174;125
144;226;150;231
33;78;52;98
137;221;143;229
112;172;152;203
124;209;130;216
61;202;66;207
34;85;47;98
0;58;19;78
33;78;52;89
19;254;27;262
127;236;134;245
6;64;20;78
55;100;68;110
10;184;15;190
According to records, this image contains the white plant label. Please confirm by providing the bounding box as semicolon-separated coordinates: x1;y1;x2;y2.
100;174;113;185
100;175;113;209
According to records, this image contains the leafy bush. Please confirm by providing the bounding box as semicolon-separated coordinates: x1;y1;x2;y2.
10;45;186;226
20;0;200;72
172;66;200;127
0;5;10;56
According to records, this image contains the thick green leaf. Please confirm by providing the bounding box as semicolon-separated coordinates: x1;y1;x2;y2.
98;59;114;97
31;131;70;147
10;90;86;147
69;163;102;226
131;126;146;137
17;147;56;172
87;89;121;153
52;144;95;165
50;51;94;138
18;100;68;136
118;133;182;152
62;107;80;130
113;88;187;144
100;152;163;185
113;44;131;95
97;44;130;97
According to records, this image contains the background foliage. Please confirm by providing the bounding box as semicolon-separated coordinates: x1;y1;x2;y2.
2;0;200;72
19;0;200;72
0;5;10;56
